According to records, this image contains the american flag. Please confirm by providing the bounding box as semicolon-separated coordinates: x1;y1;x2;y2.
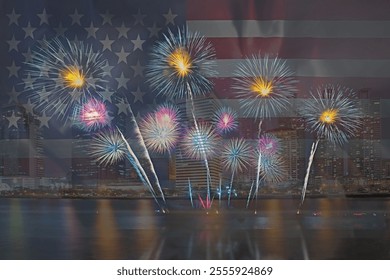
0;0;389;186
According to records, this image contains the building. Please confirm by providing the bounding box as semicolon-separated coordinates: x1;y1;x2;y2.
174;94;223;192
0;104;44;187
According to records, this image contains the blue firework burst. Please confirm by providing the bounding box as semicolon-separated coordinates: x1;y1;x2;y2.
182;123;219;160
221;138;251;173
90;129;127;166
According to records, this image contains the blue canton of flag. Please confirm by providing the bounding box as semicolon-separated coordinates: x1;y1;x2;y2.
0;0;185;133
0;0;185;179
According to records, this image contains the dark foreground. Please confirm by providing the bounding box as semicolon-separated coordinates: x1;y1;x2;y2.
0;197;389;259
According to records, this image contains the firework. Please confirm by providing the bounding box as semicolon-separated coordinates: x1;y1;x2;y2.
26;37;108;119
90;129;127;166
182;123;218;160
72;98;110;131
212;107;238;134
300;84;362;146
221;138;251;173
257;154;286;183
140;105;181;154
233;54;297;119
155;103;180;124
146;27;217;99
221;138;251;206
182;123;219;200
298;84;362;213
258;133;281;157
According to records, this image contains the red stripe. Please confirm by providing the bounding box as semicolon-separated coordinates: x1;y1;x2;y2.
211;77;390;98
209;37;390;59
187;0;390;20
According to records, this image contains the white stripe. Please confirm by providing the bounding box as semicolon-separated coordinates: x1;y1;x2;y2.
188;20;390;38
211;59;390;78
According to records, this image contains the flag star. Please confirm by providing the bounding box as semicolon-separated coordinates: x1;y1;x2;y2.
101;87;115;103
115;72;128;89
7;112;21;128
102;61;114;75
131;86;145;103
100;34;114;51
6;35;19;52
101;10;114;25
8;86;22;104
23;22;35;39
116;100;128;115
69;90;83;103
37;8;50;25
23;47;33;63
7;61;20;77
38;87;49;103
86;77;97;89
23;99;35;115
7;9;20;25
131;34;145;51
37;112;51;129
163;9;177;25
85;22;99;38
55;22;67;36
116;23;129;38
115;46;129;63
23;73;37;90
148;23;161;38
133;9;146;25
131;60;145;78
70;9;83;25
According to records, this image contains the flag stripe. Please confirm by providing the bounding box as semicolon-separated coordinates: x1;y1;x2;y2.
211;77;390;98
187;20;390;38
209;59;390;78
187;0;390;21
210;37;390;59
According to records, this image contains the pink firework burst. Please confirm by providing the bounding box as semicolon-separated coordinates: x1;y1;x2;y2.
73;99;109;131
213;107;238;134
155;103;180;125
140;104;181;154
258;133;280;156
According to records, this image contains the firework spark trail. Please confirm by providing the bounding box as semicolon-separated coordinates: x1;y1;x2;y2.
233;54;296;210
246;181;255;209
298;84;362;212
146;27;217;204
119;97;166;206
183;121;218;207
187;83;212;201
218;177;222;209
221;138;251;207
116;127;161;207
298;140;319;214
188;179;194;208
254;120;263;209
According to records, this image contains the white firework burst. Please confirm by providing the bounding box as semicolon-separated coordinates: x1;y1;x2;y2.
90;129;127;166
25;37;108;120
233;53;297;119
146;26;217;99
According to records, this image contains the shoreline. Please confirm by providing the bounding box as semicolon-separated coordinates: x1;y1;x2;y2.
1;193;390;200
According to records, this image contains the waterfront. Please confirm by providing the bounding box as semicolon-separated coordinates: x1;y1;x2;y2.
0;197;390;259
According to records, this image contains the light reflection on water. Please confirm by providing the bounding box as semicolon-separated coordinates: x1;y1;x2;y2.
0;197;389;259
